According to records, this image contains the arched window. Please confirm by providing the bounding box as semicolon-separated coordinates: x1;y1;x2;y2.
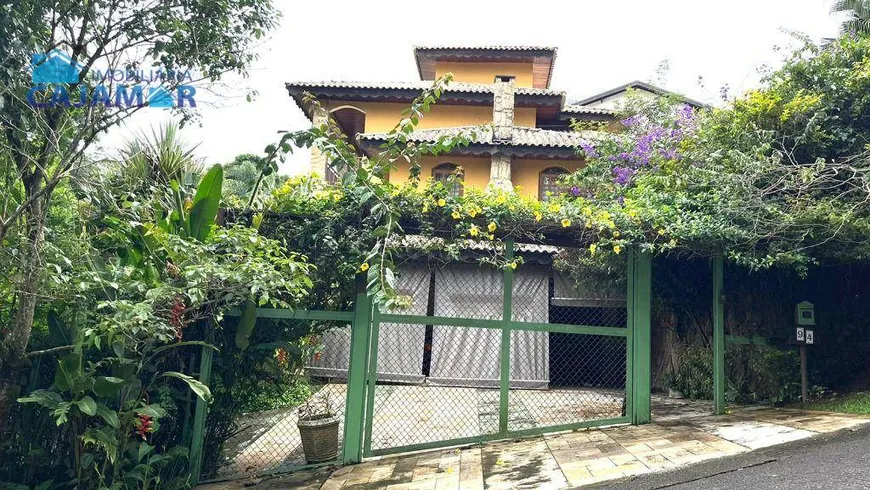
432;163;463;197
539;167;568;201
329;106;366;139
326;106;366;185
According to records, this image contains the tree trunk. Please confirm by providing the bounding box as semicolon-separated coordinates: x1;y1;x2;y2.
0;192;47;434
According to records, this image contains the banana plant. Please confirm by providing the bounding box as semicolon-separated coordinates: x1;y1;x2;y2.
155;164;223;242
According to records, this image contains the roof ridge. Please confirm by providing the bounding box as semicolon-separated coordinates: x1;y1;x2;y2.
413;44;557;51
285;80;563;95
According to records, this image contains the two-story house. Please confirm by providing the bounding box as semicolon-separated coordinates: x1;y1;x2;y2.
287;46;615;200
286;46;704;201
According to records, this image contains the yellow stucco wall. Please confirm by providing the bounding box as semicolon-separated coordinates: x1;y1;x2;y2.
327;101;536;133
514;108;536;127
512;158;585;199
387;155;585;199
435;61;535;88
390;155;491;191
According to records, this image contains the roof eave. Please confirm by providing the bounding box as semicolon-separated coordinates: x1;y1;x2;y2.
575;80;709;109
358;139;581;160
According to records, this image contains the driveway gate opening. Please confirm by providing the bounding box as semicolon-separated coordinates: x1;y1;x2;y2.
200;243;652;482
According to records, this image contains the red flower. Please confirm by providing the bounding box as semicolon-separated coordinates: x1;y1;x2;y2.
275;348;288;367
169;299;186;340
134;414;154;439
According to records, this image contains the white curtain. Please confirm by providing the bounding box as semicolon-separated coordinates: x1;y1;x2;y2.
376;264;429;383
307;264;430;383
428;264;550;388
306;322;352;379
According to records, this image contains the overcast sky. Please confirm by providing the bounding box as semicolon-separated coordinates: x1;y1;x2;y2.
95;0;845;174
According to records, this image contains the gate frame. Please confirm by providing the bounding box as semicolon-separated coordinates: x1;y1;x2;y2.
198;244;654;481
356;242;653;459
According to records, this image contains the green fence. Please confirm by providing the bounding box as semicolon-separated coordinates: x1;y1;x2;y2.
196;243;653;482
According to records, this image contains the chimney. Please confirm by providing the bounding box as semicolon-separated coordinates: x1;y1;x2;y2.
492;76;515;141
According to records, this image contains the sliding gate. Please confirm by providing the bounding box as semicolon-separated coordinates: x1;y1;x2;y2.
201;244;652;481
356;242;652;458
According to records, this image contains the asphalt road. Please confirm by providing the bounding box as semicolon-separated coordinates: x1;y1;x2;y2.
603;424;870;490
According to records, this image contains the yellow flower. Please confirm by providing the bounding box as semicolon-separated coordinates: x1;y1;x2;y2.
548;203;561;213
613;231;621;238
359;262;370;272
585;221;592;229
658;228;666;235
496;194;507;204
452;210;461;219
509;262;517;270
669;239;677;247
488;222;497;233
561;218;571;228
437;198;446;207
468;209;478;218
422;203;429;213
613;245;622;254
488;233;495;240
582;206;592;216
470;225;479;237
627;209;638;218
589;243;597;255
534;212;543;222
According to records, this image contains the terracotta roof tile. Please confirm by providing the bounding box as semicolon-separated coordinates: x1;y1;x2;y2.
358;126;605;149
284;80;562;97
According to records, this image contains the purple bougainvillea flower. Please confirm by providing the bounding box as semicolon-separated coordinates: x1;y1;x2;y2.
570;186;581;196
579;140;599;158
613;166;634;186
621;115;641;127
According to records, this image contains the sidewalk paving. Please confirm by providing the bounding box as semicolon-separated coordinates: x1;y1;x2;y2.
200;407;870;490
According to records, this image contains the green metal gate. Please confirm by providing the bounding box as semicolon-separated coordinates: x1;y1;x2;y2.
196;244;652;482
351;242;653;459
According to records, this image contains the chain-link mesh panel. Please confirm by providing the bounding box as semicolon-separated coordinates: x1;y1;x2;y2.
434;264;504;321
508;332;627;431
368;323;501;452
551;305;628;328
208;322;350;479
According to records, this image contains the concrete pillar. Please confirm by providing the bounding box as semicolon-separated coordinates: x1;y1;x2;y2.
489;78;515;191
309;106;329;178
489;152;513;191
492;78;515;142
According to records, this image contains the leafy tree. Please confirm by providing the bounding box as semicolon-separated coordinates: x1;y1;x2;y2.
832;0;870;34
222;153;278;206
0;0;278;431
559;34;870;271
720;33;870;164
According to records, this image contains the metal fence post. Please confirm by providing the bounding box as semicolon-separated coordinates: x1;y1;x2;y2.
628;247;652;424
189;324;214;485
712;256;726;415
498;238;515;435
342;274;372;464
362;305;381;457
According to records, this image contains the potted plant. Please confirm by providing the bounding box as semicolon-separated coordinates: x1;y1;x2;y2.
297;391;340;463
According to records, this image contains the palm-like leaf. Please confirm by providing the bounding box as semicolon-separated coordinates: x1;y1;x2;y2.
121;122;201;187
831;0;870;34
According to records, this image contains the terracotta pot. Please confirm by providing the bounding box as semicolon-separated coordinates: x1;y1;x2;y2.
297;413;340;463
